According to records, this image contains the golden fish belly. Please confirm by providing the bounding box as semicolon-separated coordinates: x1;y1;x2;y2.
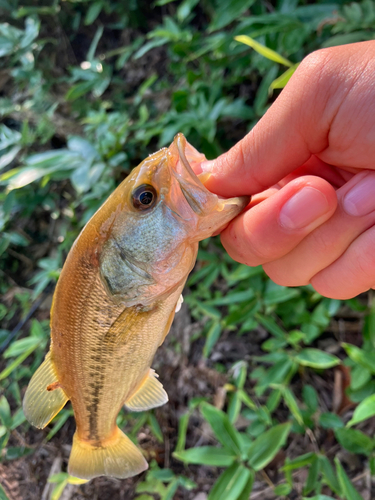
51;245;183;444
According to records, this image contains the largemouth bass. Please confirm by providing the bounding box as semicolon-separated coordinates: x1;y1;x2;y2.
23;134;248;480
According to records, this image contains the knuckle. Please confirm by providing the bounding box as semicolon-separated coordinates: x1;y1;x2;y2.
353;234;375;277
221;220;260;265
263;261;309;287
243;230;283;265
309;229;337;261
298;48;334;76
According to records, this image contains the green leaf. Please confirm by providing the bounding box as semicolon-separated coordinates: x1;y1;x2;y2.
87;25;103;61
163;481;179;500
239;390;257;410
84;1;103;26
208;464;252;500
342;343;375;374
303;496;336;500
149;468;175;482
204;289;255;306
46;410;72;440
335;428;374;455
322;32;373;49
133;38;168;60
237;470;255;500
0;484;10;500
225;265;263;284
335;458;364;500
177;0;200;22
0;145;21;170
363;304;375;348
174;446;235;467
350;365;371;391
209;0;256;31
0;396;12;428
347;394;375;427
263;283;299;305
255;313;286;339
0;344;41;380
256;357;295;394
319;456;341;496
274;484;292;496
235;35;293;67
66;81;96;101
67;475;88;485
303;456;320;496
319;412;344;430
48;473;69;483
200;403;241;455
177;475;196;490
3;336;41;358
6;446;33;460
294;349;340;369
228;391;242;424
148;413;163;443
281;387;304;426
303;385;318;413
188;263;217;286
247;423;292;470
175;412;189;453
203;321;222;358
196;302;221;320
270;64;299;90
11;407;26;430
282;452;316;471
51;480;68;500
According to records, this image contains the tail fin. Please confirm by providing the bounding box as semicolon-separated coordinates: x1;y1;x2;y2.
68;427;148;480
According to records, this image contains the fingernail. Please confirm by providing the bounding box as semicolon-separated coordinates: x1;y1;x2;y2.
200;160;214;172
343;171;375;217
279;187;330;230
197;172;212;184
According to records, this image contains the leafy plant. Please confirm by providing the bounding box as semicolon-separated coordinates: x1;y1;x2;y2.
0;0;374;498
135;461;196;500
47;473;88;500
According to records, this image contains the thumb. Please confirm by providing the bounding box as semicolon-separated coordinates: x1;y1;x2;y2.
198;42;374;197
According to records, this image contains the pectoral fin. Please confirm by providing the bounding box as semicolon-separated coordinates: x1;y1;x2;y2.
175;294;183;312
125;369;168;412
23;351;69;428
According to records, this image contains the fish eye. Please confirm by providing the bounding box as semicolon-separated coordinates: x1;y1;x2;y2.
132;184;157;210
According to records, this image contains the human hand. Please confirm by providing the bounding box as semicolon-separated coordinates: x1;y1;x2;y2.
196;41;375;299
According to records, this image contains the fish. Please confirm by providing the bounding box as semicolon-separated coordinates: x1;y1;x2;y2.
23;133;249;480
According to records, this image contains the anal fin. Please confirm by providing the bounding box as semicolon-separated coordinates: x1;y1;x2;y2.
125;369;168;412
23;351;69;428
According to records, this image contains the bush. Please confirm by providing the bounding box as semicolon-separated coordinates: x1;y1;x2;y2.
1;1;375;499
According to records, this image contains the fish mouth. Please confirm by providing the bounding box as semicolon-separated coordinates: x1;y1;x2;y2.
174;134;203;186
169;133;250;217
